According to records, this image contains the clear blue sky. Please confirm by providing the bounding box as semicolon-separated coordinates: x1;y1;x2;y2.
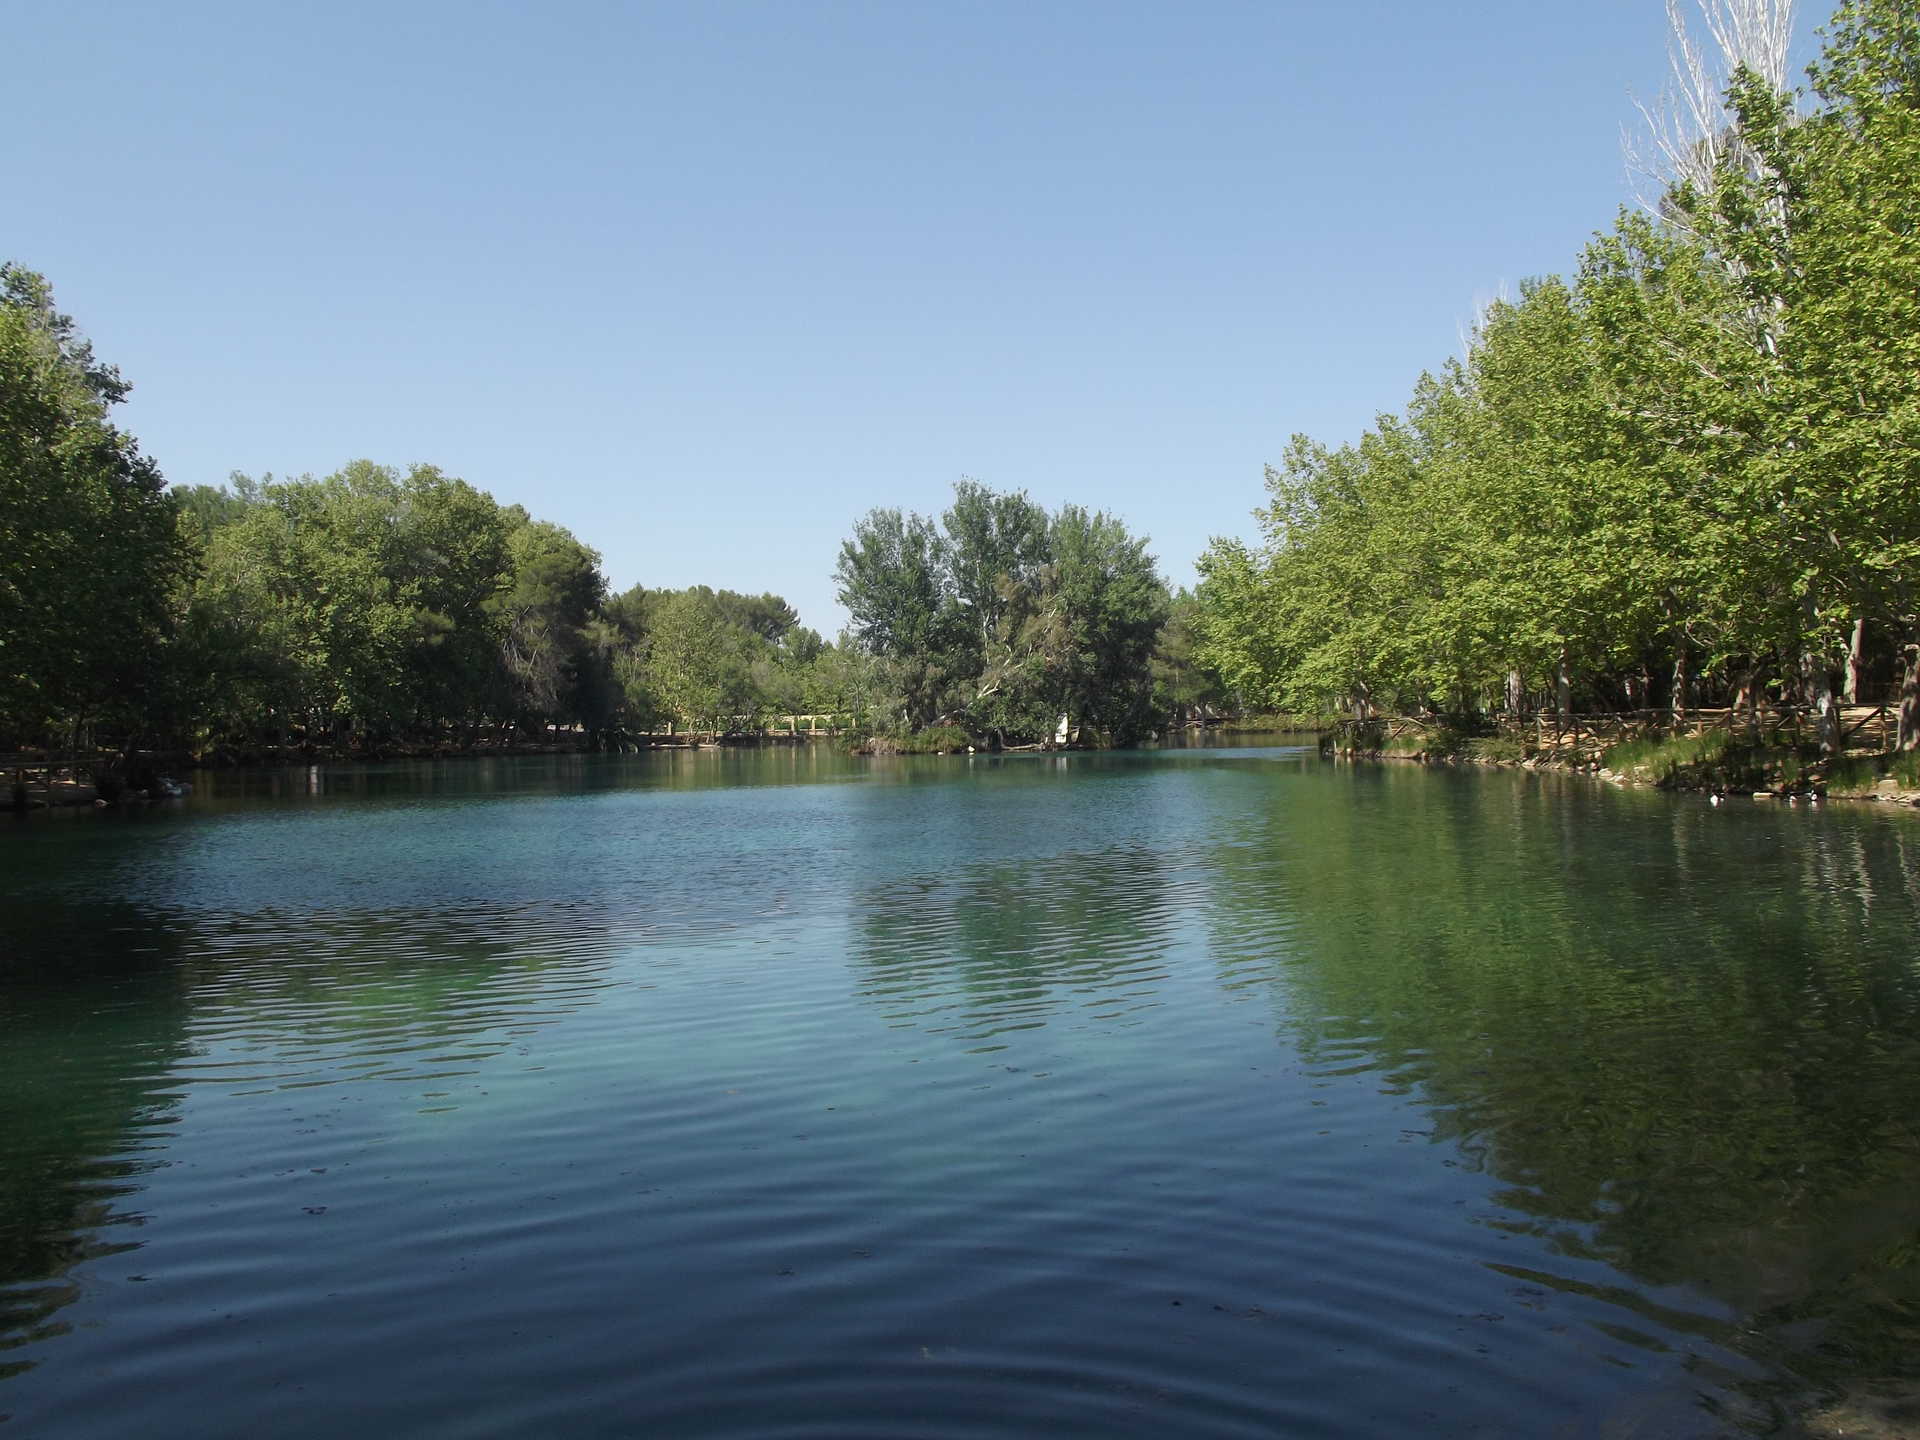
6;1;1817;633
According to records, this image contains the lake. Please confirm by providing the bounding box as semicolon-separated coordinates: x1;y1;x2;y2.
3;745;1918;1438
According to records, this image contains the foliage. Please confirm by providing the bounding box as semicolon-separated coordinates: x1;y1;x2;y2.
1196;0;1920;752
0;266;188;745
869;723;974;754
834;481;1177;746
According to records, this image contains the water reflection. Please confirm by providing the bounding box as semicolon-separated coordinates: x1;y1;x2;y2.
182;743;872;812
854;846;1188;1047
5;748;1920;1436
0;800;639;1379
1202;764;1920;1389
0;905;192;1377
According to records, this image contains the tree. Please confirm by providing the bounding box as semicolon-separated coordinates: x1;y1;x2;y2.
1152;589;1229;725
645;587;763;731
0;265;187;745
832;483;1171;744
834;508;962;729
494;510;607;732
1039;505;1170;743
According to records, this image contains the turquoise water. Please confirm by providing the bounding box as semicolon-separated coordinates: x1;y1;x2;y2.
3;746;1918;1437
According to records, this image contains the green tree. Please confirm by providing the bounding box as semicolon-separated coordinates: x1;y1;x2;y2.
643;587;771;732
494;510;607;733
1036;505;1169;743
834;508;962;729
0;265;187;745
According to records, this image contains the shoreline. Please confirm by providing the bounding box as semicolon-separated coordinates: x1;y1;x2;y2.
1333;742;1920;809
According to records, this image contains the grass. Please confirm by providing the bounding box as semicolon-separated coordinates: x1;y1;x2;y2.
1602;728;1920;795
848;723;975;755
1825;749;1920;795
1824;755;1882;795
893;724;973;754
1601;730;1736;782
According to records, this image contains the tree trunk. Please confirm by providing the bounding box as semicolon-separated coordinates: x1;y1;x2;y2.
1556;649;1572;720
1505;670;1525;719
1734;666;1764;741
1845;617;1868;704
1899;641;1920;752
1800;648;1841;755
1670;648;1690;730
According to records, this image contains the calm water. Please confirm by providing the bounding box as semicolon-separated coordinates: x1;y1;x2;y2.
3;746;1919;1438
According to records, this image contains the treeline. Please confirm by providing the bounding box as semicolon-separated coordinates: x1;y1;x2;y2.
1196;0;1920;752
2;264;1221;755
0;263;877;753
834;482;1218;746
170;467;855;749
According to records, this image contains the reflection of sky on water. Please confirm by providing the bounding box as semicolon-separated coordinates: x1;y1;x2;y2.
3;749;1918;1433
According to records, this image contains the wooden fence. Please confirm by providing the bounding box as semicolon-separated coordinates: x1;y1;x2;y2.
646;715;852;742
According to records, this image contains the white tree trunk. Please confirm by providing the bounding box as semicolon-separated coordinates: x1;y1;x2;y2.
1844;617;1868;705
1898;641;1920;752
1800;649;1841;755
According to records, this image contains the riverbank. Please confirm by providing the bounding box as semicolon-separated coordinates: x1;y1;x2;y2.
1329;727;1920;808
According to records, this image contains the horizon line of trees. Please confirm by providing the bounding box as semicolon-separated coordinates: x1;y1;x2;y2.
2;266;1225;756
1195;0;1920;753
0;261;876;755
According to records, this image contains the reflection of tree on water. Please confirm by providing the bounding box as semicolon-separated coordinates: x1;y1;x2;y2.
852;846;1185;1047
174;903;617;1063
0;905;192;1379
1202;763;1920;1385
0;891;617;1384
187;745;871;812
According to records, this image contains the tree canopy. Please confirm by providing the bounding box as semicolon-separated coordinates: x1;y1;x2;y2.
1196;0;1920;750
835;482;1172;745
0;265;186;744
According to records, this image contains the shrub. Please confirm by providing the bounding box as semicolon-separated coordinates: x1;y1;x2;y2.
911;723;974;754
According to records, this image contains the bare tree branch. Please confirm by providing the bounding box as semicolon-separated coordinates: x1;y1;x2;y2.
1625;0;1796;211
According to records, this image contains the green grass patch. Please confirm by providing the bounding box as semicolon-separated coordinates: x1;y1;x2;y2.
1824;755;1883;795
900;724;972;754
847;723;975;755
1823;750;1920;795
1601;730;1735;782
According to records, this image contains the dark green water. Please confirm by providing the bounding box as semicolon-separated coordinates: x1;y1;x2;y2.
3;746;1919;1438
